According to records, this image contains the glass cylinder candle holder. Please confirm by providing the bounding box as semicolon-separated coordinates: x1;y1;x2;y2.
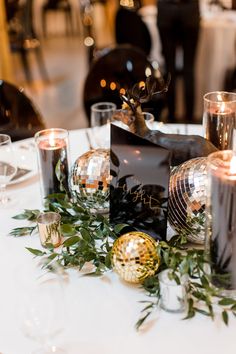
203;91;236;150
206;150;236;292
159;269;188;313
35;128;70;200
37;212;61;248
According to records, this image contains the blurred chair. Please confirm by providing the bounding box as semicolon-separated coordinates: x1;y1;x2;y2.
115;6;152;57
0;80;45;141
4;0;19;22
41;0;74;36
83;45;166;124
6;0;49;82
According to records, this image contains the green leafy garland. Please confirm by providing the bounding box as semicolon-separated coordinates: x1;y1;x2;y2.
10;193;236;329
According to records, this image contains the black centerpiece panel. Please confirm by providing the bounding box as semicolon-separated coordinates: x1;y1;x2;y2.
110;124;171;241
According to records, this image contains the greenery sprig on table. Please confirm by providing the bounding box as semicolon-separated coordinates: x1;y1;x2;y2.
10;193;236;329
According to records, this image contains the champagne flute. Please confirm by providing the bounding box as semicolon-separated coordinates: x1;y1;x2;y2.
0;134;17;206
17;270;66;354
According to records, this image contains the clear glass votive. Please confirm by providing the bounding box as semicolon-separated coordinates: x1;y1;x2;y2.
91;102;117;127
37;212;61;247
159;269;188;313
202;91;236;150
35;128;70;200
206;150;236;292
142;112;155;129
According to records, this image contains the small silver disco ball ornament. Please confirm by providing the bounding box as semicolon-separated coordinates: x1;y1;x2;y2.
69;149;110;212
168;157;207;244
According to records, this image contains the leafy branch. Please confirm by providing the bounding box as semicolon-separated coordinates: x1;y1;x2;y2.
10;193;236;329
137;238;236;329
10;193;127;275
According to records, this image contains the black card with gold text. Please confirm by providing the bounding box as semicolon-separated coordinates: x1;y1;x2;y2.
110;124;171;241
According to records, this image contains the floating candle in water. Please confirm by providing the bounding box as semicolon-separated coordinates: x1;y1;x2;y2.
35;129;69;200
207;150;236;290
203;91;236;150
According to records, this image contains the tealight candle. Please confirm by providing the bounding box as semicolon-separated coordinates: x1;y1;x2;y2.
206;150;236;290
37;212;61;247
35;128;69;199
203;91;236;150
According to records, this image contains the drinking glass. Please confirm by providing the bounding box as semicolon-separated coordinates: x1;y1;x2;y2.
89;102;117;148
91;102;117;127
0;134;17;206
17;270;66;354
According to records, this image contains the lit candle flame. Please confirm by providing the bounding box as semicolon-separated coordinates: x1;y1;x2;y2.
49;132;55;147
230;156;236;174
220;102;225;113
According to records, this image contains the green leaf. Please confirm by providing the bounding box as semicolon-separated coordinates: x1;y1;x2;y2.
200;275;209;288
13;214;30;220
26;247;46;256
61;224;77;237
63;236;80;247
183;310;195;320
222;310;229;325
105;253;112;268
9;226;36;237
80;228;92;242
113;223;129;234
218;298;236;306
135;312;151;330
12;209;40;221
194;308;210;317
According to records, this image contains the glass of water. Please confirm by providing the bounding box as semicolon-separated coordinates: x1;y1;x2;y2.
90;102;117;148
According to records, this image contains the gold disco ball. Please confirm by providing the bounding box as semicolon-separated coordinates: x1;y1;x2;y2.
69;149;111;212
168;157;207;244
111;231;160;284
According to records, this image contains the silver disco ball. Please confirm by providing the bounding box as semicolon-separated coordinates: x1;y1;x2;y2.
168;157;207;244
69;149;110;212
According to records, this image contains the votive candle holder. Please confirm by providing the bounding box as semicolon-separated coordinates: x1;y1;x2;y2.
159;269;188;313
35;128;70;200
37;211;61;248
206;150;236;292
203;91;236;150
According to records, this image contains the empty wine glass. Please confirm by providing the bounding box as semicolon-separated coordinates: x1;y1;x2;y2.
0;134;17;206
17;270;66;354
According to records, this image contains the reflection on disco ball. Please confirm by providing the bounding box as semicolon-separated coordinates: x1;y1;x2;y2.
69;149;110;212
168;157;207;244
111;231;160;284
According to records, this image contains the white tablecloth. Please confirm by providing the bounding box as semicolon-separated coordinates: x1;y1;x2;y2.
1;124;236;354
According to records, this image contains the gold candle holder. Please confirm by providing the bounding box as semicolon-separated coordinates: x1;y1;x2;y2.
37;212;61;248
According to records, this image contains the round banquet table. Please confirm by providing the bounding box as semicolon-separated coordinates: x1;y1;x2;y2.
1;124;236;354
